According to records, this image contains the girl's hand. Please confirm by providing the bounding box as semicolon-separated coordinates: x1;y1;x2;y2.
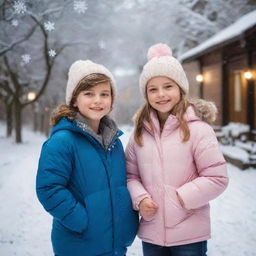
139;197;158;220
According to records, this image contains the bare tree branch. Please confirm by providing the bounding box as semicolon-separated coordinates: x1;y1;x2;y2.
0;23;39;56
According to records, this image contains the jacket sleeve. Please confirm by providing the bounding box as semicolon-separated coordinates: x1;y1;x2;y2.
36;134;88;233
125;135;151;211
176;123;228;210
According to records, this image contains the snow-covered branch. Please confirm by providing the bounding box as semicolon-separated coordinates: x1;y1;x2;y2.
41;6;65;16
0;40;9;47
180;5;218;29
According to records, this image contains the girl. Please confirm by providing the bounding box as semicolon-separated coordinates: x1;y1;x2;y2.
125;44;228;256
36;60;138;256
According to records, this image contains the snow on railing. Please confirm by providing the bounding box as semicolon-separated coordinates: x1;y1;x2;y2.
217;122;256;169
221;122;250;137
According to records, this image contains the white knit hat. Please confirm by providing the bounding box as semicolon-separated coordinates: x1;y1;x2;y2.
66;60;116;105
139;43;189;97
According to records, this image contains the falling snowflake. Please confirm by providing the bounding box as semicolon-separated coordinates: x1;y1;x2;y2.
44;21;55;32
11;19;19;27
13;1;27;14
21;54;31;64
48;49;56;57
98;41;106;49
74;1;88;14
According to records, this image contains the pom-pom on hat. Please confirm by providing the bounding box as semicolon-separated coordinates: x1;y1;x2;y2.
139;43;189;97
66;60;116;105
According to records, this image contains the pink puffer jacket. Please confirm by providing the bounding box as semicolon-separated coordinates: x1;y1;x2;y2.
125;106;228;246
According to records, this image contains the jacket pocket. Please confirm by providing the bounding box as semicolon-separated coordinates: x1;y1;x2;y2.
114;186;139;247
83;190;113;254
53;218;84;238
164;185;193;228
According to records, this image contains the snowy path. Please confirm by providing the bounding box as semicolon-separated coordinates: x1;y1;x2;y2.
0;124;256;256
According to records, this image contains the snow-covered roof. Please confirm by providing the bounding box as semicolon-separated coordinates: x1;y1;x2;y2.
180;10;256;62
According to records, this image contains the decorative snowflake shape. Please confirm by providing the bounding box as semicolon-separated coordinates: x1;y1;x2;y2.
21;54;31;64
44;21;55;32
13;1;27;14
73;1;88;14
11;19;19;27
48;49;56;57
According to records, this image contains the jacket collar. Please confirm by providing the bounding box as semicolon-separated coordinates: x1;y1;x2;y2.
143;105;200;137
50;116;122;149
75;113;119;149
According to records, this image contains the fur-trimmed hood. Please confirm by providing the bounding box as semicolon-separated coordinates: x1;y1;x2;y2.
189;98;217;124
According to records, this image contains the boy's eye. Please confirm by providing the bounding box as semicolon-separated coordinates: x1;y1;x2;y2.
148;88;156;92
101;93;110;97
165;85;173;89
84;92;93;96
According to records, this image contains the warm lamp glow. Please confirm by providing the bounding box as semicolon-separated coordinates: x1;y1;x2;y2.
27;92;36;101
196;74;203;83
244;71;253;80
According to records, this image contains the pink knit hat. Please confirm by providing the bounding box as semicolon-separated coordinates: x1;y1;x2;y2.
139;43;189;97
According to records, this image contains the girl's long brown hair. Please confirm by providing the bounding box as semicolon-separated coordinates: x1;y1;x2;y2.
50;73;112;126
134;90;190;147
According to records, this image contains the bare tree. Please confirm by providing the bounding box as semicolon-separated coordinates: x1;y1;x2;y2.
0;0;87;142
0;69;13;136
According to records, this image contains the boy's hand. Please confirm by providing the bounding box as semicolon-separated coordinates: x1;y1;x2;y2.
139;197;158;220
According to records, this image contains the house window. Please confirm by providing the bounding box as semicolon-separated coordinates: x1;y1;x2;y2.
234;72;242;112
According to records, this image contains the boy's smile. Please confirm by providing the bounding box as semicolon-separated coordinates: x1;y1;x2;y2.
74;81;112;132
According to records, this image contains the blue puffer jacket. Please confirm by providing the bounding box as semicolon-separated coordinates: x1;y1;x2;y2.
36;118;138;256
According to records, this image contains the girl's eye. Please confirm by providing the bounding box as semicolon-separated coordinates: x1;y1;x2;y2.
148;88;156;92
165;85;173;89
101;93;110;97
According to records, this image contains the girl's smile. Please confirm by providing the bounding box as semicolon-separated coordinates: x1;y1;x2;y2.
156;99;171;105
146;76;181;121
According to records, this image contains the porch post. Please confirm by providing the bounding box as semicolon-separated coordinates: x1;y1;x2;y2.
247;50;255;131
222;57;229;125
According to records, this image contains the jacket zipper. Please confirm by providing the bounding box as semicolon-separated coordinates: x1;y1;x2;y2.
105;151;115;252
154;133;167;246
102;136;119;253
82;130;119;252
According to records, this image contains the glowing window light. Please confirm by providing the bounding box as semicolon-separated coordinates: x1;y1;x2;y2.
196;74;203;83
244;71;253;80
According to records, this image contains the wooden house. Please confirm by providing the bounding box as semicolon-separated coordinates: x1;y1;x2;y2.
180;10;256;131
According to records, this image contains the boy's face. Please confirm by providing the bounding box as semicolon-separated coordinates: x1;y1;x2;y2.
73;82;112;123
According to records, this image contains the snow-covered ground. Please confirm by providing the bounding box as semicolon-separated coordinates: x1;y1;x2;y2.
0;123;256;256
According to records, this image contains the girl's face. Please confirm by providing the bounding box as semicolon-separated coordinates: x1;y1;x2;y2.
73;81;112;123
146;76;181;118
